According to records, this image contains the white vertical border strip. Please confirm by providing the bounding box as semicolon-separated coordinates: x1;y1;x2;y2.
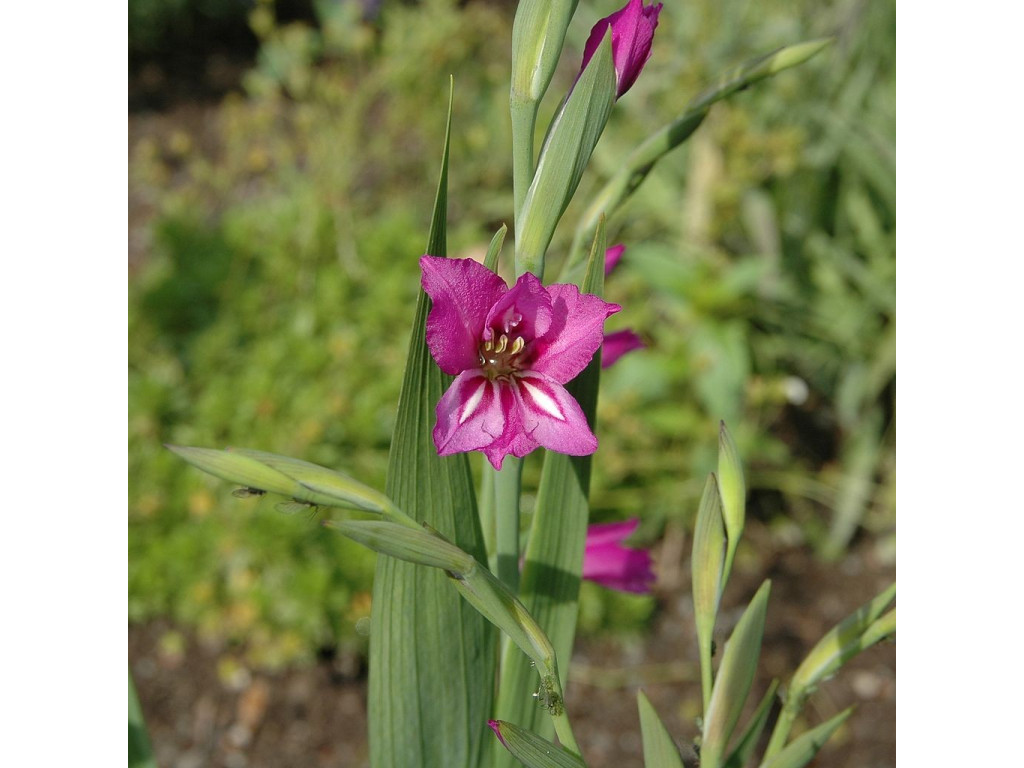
0;1;125;763
901;0;1024;764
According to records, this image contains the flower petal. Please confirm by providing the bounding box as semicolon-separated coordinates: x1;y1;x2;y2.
604;244;626;276
513;373;598;457
601;328;645;368
531;284;620;383
433;371;507;457
483;270;552;346
420;255;508;375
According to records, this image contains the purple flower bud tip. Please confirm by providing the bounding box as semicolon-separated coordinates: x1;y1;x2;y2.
580;0;663;99
420;256;620;469
487;720;508;748
583;518;656;594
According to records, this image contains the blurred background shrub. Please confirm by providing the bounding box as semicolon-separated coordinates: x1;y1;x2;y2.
129;0;894;668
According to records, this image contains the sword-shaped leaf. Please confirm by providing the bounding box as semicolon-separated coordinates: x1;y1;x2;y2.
367;79;496;768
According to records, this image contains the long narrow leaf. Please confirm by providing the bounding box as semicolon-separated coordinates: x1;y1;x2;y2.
367;79;496;768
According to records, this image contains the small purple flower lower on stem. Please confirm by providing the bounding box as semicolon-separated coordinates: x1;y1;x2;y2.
582;519;655;593
579;0;663;99
420;256;620;470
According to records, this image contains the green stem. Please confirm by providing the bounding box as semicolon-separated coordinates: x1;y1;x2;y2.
763;696;803;760
493;456;524;594
511;96;538;228
479;461;498;574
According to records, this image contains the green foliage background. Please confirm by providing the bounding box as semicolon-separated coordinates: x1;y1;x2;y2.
129;0;895;668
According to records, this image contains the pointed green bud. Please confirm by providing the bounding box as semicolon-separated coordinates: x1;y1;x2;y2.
717;421;746;583
692;473;726;712
167;445;393;514
510;0;578;104
167;445;305;499
229;448;391;513
487;719;586;768
484;223;508;272
701;580;771;768
325;520;475;574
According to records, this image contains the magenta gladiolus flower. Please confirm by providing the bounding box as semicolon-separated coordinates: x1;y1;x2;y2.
582;519;655;593
420;256;620;470
601;329;645;368
580;0;663;99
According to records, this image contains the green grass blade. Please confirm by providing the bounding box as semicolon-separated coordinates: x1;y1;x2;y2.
367;78;496;768
637;691;685;768
494;220;608;756
701;581;771;768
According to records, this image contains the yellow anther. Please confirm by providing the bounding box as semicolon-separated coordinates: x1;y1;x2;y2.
483;340;493;352
510;336;525;355
495;335;508;354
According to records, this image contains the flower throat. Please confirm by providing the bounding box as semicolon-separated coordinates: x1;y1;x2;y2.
479;333;526;379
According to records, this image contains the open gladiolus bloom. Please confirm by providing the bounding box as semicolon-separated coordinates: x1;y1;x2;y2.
420;256;619;469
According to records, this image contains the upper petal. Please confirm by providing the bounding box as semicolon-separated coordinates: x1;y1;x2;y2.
531;283;620;383
483;270;552;346
420;256;508;375
512;372;598;457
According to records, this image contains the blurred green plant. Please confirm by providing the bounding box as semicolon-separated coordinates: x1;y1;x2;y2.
129;0;894;666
